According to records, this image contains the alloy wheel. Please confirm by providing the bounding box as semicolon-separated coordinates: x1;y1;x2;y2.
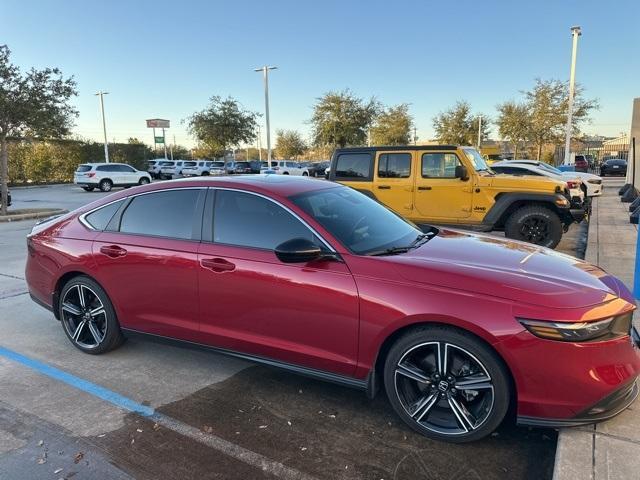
61;284;108;349
394;342;495;436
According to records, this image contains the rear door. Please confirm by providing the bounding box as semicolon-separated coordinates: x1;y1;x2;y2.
92;187;205;340
374;151;414;214
413;150;472;220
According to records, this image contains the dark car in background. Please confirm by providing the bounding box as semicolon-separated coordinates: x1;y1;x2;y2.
307;161;330;177
232;161;253;174
600;159;627;177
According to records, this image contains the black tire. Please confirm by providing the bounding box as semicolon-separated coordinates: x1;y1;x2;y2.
82;187;95;192
139;177;150;185
504;206;563;248
58;275;124;355
201;171;210;176
302;171;309;176
99;179;113;192
283;172;289;175
383;325;510;443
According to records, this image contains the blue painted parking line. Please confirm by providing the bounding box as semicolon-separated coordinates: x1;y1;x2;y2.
0;345;155;416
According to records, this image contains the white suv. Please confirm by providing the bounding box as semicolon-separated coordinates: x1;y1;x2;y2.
74;163;151;192
182;160;226;176
159;160;187;179
261;160;309;176
146;159;166;179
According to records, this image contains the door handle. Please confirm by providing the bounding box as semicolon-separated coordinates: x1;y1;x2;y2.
201;258;236;273
99;245;127;258
377;185;391;190
418;186;432;191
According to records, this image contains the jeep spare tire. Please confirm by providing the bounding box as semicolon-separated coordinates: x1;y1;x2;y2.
504;206;562;249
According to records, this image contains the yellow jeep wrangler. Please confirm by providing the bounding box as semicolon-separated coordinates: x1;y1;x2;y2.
328;145;585;248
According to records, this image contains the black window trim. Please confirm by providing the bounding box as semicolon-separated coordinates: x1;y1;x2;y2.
205;187;336;253
79;187;206;242
420;151;463;179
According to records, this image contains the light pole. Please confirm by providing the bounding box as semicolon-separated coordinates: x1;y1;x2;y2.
563;26;581;165
254;66;277;164
257;124;263;162
95;91;110;163
477;115;483;149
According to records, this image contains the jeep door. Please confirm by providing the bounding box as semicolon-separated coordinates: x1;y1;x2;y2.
374;151;414;214
413;150;472;220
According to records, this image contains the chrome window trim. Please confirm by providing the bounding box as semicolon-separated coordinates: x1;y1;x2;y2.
210;187;337;253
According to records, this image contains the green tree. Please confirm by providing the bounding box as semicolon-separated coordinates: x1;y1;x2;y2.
495;101;531;159
370;103;413;145
523;79;598;160
0;45;77;214
186;96;258;158
310;89;380;148
432;101;489;145
275;129;307;159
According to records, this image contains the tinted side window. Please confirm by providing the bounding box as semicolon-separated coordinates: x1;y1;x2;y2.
76;165;92;172
378;153;411;178
421;153;461;178
118;165;135;172
96;165;117;172
84;200;124;230
120;189;202;239
213;190;319;250
334;153;372;181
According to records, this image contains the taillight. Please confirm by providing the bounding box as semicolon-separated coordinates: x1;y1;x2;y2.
87;172;96;178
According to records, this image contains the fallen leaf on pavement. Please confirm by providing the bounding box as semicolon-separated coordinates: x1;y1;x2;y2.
73;452;84;464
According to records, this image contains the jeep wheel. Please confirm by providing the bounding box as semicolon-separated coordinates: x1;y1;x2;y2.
504;206;562;249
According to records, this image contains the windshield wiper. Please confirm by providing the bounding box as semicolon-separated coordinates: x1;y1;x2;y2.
367;232;434;256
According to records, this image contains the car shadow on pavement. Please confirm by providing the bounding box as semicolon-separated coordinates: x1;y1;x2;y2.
93;365;557;480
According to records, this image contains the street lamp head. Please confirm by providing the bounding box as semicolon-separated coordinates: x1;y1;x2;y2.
570;26;582;35
254;66;278;72
94;91;109;96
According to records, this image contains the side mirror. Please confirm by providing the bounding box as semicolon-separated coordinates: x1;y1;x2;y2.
455;165;469;181
275;238;323;263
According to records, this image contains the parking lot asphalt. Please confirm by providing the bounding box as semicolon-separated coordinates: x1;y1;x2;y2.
0;183;572;479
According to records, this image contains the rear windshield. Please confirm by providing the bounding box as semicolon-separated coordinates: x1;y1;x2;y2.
147;161;157;165
183;161;197;167
76;165;92;172
236;162;250;167
160;161;174;166
211;162;224;167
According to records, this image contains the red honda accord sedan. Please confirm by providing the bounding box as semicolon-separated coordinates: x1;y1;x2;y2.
26;175;640;442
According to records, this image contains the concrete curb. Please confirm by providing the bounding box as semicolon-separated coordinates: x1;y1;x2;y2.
0;208;68;223
9;183;71;190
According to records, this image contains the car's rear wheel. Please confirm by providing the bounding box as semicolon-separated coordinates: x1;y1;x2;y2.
139;177;150;185
82;187;95;192
202;171;210;176
504;206;562;248
282;172;289;175
99;179;113;192
59;276;124;354
383;326;510;443
302;171;309;176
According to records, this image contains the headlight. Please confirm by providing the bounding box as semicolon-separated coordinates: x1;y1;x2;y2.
587;179;602;185
519;313;632;342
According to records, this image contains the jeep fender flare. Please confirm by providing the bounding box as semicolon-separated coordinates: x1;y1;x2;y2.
482;193;568;228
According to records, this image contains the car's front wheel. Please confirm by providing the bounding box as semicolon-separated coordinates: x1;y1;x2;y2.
58;276;124;354
504;206;562;248
383;326;510;443
99;179;113;192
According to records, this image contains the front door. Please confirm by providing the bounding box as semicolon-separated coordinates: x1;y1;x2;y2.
197;188;360;376
413;150;473;221
373;151;414;214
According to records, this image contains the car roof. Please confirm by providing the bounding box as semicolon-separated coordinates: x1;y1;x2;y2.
83;162;129;166
334;145;459;153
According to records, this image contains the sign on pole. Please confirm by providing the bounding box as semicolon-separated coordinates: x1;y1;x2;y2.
155;136;165;144
146;119;170;129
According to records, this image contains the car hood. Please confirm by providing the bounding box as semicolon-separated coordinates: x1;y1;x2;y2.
387;229;620;309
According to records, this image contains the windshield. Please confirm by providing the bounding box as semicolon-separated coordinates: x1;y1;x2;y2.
290;186;427;255
463;148;491;171
536;163;562;175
